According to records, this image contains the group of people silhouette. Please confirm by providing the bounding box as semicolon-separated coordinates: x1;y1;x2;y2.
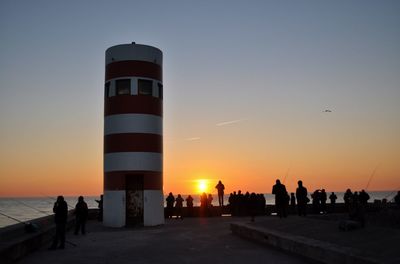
271;179;312;218
164;179;400;221
228;191;266;220
165;193;191;219
48;182;399;249
43;182;399;254
49;196;88;250
343;188;371;226
165;181;226;219
271;179;376;221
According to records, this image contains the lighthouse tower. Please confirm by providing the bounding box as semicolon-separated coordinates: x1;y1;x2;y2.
103;43;164;227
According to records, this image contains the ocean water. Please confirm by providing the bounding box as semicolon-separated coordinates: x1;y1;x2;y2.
0;191;397;228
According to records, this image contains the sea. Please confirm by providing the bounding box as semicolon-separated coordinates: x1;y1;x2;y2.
0;191;397;228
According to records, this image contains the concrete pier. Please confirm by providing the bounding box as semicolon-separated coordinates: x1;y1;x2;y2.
2;204;398;263
16;217;306;264
231;215;400;264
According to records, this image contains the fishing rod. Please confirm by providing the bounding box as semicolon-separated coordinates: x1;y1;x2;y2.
365;165;379;191
1;205;78;247
0;210;25;224
383;188;400;201
0;209;40;233
14;199;52;216
40;193;75;209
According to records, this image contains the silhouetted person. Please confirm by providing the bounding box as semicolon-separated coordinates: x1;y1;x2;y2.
349;191;365;227
74;196;88;235
311;190;321;213
186;195;194;207
237;190;244;216
353;191;359;203
49;196;68;250
166;192;175;219
258;194;266;215
185;195;194;217
249;192;257;222
207;194;213;210
244;191;250;215
320;189;327;213
272;179;287;218
175;194;184;219
215;180;225;207
285;191;290;212
329;192;337;212
394;191;400;208
344;189;353;211
290;193;296;206
200;192;207;217
229;191;238;216
359;190;370;205
200;192;207;207
296;180;308;216
290;193;296;214
95;194;103;221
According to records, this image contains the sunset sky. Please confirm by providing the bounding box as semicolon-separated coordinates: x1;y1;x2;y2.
0;1;399;197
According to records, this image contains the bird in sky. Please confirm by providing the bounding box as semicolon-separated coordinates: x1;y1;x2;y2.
323;109;332;113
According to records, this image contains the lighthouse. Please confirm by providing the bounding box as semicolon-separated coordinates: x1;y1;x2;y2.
103;43;164;227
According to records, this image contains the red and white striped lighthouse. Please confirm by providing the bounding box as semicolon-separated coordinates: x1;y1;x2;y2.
103;43;164;227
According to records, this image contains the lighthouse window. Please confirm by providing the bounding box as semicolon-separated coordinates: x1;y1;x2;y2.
138;79;153;96
105;82;110;97
116;79;131;95
158;83;163;99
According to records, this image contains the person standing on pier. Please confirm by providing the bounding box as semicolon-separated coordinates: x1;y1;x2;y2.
215;180;225;207
49;196;68;250
272;179;288;218
296;180;308;216
74;196;88;235
359;190;370;205
344;189;353;211
166;193;175;219
185;195;194;216
175;194;184;219
329;192;337;212
320;189;327;213
95;194;103;221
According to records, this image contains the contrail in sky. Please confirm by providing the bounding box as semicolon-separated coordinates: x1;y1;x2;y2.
185;137;200;141
216;119;246;127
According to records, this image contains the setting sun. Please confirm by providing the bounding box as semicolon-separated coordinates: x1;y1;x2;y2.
197;179;209;193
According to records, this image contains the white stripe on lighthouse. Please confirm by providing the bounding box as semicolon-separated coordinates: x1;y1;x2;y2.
104;152;162;172
104;114;162;135
103;190;126;227
105;44;162;66
143;190;164;226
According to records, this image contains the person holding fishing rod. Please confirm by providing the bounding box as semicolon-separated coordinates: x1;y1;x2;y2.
272;179;288;218
49;196;68;250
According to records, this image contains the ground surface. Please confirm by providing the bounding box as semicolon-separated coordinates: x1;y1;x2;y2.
250;215;400;263
18;217;306;264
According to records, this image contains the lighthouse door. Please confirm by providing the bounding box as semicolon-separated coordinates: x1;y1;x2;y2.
125;175;144;226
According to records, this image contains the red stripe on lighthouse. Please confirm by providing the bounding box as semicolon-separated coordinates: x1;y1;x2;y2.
105;60;162;81
104;95;162;116
104;171;163;190
104;133;162;153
